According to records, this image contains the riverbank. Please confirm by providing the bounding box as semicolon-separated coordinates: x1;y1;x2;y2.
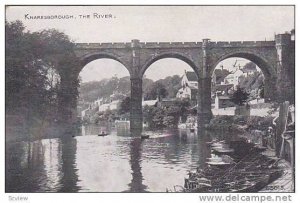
178;113;295;193
259;149;294;192
206;115;274;134
179;139;286;193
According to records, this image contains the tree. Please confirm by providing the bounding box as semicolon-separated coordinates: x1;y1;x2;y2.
259;84;264;98
144;82;168;100
230;87;250;106
119;97;131;114
163;116;176;128
5;20;79;133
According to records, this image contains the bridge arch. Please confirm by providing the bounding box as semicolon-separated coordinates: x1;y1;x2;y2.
139;52;199;78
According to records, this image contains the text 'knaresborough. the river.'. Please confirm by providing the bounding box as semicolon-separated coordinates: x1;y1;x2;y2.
24;13;116;20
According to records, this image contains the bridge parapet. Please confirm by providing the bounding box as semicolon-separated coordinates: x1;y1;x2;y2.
75;42;204;49
75;40;275;50
75;42;131;49
139;42;202;48
209;40;275;48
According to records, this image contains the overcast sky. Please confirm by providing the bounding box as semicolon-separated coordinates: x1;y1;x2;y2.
6;6;294;82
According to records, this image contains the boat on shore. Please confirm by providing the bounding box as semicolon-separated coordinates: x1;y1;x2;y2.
212;147;234;154
206;155;235;168
206;140;226;146
180;143;284;193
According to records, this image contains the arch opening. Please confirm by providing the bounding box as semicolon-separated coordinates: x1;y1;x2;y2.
211;56;274;115
77;58;131;129
142;57;199;130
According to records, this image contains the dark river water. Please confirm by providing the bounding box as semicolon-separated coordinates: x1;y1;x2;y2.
6;125;240;192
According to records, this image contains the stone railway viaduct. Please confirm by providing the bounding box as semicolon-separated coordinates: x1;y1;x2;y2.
63;33;294;133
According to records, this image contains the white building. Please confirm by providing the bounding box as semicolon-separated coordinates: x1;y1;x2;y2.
224;69;245;89
176;71;198;101
98;100;120;112
142;98;158;107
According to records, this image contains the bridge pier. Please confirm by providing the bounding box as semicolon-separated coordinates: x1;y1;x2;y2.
197;77;213;129
130;77;143;134
264;76;277;102
58;75;78;124
275;34;295;104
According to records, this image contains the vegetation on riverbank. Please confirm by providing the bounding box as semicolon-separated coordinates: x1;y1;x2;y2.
206;114;276;134
143;100;191;129
6;20;79;141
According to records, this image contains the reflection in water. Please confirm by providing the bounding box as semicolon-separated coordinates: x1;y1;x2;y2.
58;138;80;192
6;125;239;192
126;138;148;192
6;139;63;192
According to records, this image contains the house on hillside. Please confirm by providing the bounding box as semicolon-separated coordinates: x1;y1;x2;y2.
158;98;179;108
213;84;234;96
243;65;258;76
214;94;235;109
224;69;245;90
142;97;158;107
176;71;198;103
94;97;104;106
212;66;230;86
224;64;260;90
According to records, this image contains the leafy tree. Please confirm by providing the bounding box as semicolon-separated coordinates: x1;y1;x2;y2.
144;82;168;100
259;84;264;98
230;87;250;106
119;97;131;114
6;20;79;134
142;99;191;129
163;116;176;128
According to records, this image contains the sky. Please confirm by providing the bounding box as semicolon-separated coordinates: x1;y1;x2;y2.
6;6;294;82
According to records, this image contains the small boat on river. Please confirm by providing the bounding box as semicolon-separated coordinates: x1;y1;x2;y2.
141;134;150;139
98;132;108;136
206;140;226;146
212;147;235;154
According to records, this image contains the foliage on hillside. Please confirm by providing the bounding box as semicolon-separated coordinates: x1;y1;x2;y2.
239;62;264;99
79;75;182;102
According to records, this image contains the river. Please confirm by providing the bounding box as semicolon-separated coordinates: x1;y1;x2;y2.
6;124;240;192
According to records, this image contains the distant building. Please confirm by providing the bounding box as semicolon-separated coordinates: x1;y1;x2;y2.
158;98;179;108
176;63;259;105
176;71;198;103
242;63;258;76
142;98;158;107
213;84;234;96
212;66;230;86
224;63;259;89
98;100;120;112
224;69;245;89
214;94;235;109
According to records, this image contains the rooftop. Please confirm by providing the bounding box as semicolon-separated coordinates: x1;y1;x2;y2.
185;71;198;82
